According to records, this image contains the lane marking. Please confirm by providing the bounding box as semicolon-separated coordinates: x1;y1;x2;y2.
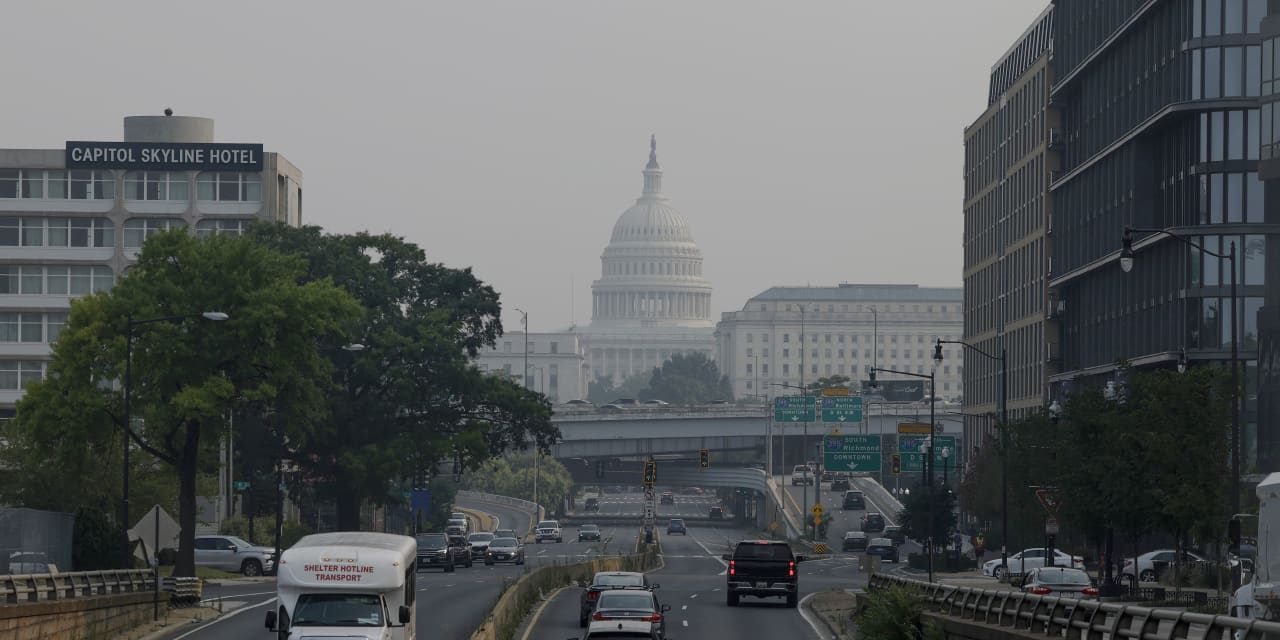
681;604;688;610
797;592;829;640
682;620;689;627
171;596;278;639
518;585;569;640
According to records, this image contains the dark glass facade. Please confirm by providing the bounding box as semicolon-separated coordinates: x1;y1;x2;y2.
1050;0;1267;467
962;7;1055;453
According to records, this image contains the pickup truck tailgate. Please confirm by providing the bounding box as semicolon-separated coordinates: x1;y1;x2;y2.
730;558;793;578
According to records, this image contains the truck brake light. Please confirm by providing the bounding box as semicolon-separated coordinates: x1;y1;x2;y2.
643;614;662;622
588;591;599;600
789;561;796;577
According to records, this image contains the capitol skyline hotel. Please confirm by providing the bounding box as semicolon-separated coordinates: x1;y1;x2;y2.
0;112;302;414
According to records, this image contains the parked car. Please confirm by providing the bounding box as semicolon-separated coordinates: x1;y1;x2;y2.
1121;549;1209;583
842;531;869;552
842;490;865;510
709;506;725;520
466;532;496;559
667;519;687;535
589;589;670;638
563;399;594;406
865;537;899;562
600;403;626;412
193;535;276;576
860;512;885;533
982;548;1084;578
484;537;525;566
584;497;600;512
831;478;851;492
578;524;603;542
415;533;462;572
1021;567;1098;598
660;491;675;505
535;520;563;543
578;571;656;626
883;525;906;545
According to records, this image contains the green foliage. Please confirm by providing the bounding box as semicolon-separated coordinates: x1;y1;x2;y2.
647;352;733;404
249;224;558;529
854;585;945;640
12;231;362;576
424;476;458;531
587;373;649;404
461;452;572;516
72;507;128;571
898;485;957;546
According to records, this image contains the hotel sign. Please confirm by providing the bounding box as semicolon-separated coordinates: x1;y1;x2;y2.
65;141;263;171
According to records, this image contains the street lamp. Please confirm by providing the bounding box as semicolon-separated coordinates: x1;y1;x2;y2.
1121;225;1241;575
122;311;228;546
871;340;943;582
513;308;538;514
937;337;1008;573
941;447;951;487
1177;349;1188;374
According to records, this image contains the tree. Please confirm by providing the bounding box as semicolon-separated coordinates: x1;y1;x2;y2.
461;452;573;516
587;373;649;404
647;352;732;404
898;484;957;549
249;224;558;529
13;231;362;576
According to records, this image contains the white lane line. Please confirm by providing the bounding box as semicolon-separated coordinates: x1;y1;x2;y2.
689;594;697;599
681;605;688;610
797;592;829;640
682;620;689;627
172;596;278;639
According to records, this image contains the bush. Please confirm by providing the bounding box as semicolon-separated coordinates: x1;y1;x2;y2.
72;507;129;570
854;584;945;640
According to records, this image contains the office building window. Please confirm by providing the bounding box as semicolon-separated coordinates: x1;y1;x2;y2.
761;364;769;374
0;217;115;248
550;342;559;354
762;334;769;343
746;348;753;357
197;172;261;202
783;334;790;343
746;363;754;374
123;218;186;249
0;360;46;390
0;170;114;200
124;171;190;201
783;348;790;358
762;348;769;358
195;219;250;237
783;364;790;375
811;364;818;375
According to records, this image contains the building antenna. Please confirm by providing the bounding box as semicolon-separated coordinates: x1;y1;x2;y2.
570;277;576;328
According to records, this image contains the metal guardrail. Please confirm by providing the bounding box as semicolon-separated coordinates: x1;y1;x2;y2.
2;569;155;604
869;573;1280;639
456;490;544;532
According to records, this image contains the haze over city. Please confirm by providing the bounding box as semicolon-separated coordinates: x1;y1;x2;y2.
1;0;1046;330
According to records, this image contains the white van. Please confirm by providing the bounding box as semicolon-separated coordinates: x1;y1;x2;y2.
266;532;417;639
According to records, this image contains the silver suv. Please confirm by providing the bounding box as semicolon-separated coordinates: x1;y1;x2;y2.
193;535;276;576
535;520;563;543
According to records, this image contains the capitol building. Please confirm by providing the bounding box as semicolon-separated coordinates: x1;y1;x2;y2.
475;137;716;398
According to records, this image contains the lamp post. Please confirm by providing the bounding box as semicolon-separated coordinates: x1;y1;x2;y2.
514;308;538;515
1121;226;1241;581
123;311;228;549
941;447;951;487
937;338;1008;573
872;340;943;583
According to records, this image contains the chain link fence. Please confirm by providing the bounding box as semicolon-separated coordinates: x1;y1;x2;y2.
0;508;73;574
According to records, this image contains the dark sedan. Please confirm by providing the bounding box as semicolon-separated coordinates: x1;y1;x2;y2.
415;533;461;572
578;571;655;627
578;524;603;542
667;519;687;535
484;537;525;565
865;537;899;563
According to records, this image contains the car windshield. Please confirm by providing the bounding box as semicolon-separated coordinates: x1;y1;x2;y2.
538;521;559;528
495;530;514;537
594;574;645;587
869;538;892;546
597;593;655;610
845;532;864;539
1036;569;1090;585
468;533;495;542
670;519;684;524
416;534;447;549
491;538;519;548
581;525;599;531
223;536;252;548
588;633;654;639
734;543;793;561
293;593;384;627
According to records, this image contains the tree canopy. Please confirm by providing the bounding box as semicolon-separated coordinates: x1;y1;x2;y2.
646;352;732;404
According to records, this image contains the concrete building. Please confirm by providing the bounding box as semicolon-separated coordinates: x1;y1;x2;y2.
1048;0;1268;468
961;6;1056;451
576;137;716;383
714;284;964;400
0;112;302;413
475;331;588;403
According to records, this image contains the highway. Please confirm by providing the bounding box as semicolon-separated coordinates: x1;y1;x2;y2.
778;473;923;564
152;497;631;640
520;522;860;640
579;488;723;520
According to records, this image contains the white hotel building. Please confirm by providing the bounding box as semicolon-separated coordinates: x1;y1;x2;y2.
714;284;965;400
0;113;302;414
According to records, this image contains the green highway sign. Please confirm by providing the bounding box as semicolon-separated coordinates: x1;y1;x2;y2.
821;396;864;423
774;396;816;422
898;434;956;472
823;434;882;473
233;481;250;490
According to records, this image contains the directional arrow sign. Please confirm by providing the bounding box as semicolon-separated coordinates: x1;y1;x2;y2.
821;396;864;423
898;435;956;472
823;435;881;472
774;396;816;422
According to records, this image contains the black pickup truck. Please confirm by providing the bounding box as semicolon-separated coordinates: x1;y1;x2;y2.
722;540;806;607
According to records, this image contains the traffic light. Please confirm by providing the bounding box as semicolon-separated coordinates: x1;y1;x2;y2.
890;453;902;475
699;449;710;469
596;460;606;479
643;460;656;487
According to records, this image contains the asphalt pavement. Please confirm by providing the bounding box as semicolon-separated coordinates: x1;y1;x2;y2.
777;475;923;562
521;523;862;640
150;497;631;640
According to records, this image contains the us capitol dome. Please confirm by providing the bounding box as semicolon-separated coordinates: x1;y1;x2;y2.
580;136;716;382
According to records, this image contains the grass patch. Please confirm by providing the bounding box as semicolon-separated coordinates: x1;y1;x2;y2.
156;565;243;579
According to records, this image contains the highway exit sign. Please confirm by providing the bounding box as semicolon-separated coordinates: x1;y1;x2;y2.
774;396;816;422
898;435;956;472
823;434;882;473
821;396;863;423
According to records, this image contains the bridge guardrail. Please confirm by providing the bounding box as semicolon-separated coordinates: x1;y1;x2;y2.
869;573;1280;639
456;490;544;534
2;569;155;604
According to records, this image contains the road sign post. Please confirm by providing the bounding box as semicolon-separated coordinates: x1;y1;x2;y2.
774;396;816;422
823;435;882;473
820;396;864;423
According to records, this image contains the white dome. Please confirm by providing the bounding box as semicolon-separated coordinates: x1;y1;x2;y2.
610;199;696;245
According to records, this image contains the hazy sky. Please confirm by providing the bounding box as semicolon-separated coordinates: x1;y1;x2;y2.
2;1;1047;332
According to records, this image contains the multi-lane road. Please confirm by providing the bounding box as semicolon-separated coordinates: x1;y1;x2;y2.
577;489;723;519
777;474;924;562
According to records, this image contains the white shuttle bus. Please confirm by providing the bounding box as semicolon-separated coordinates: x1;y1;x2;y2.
266;532;417;640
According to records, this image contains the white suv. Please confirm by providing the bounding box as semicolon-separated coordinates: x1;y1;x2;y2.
535;520;563;543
